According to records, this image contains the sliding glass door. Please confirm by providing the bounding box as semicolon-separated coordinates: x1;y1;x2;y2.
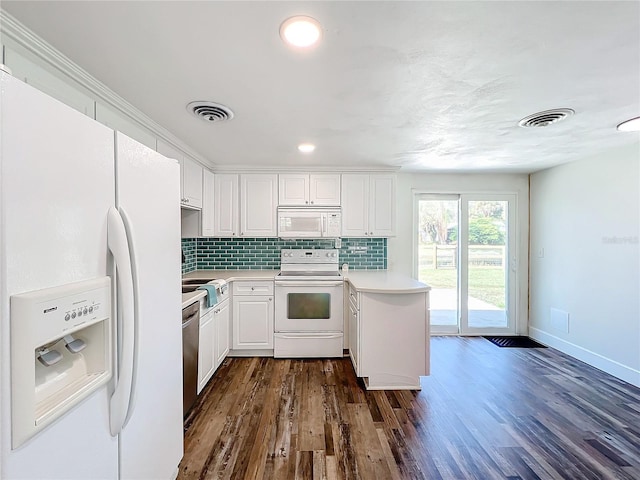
416;194;516;335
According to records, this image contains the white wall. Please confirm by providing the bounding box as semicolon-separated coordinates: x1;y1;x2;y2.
529;143;640;386
388;172;530;334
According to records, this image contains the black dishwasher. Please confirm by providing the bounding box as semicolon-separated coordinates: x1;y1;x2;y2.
181;301;200;417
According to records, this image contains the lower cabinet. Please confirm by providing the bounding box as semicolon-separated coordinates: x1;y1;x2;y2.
197;298;230;393
232;281;274;350
347;283;429;390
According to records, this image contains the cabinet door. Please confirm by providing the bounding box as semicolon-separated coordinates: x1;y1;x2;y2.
198;311;215;393
214;300;230;368
348;300;360;375
202;169;215;236
278;174;309;206
232;296;274;349
214;174;239;237
182;156;203;209
310;174;341;206
240;174;278;237
341;174;369;237
369;174;396;237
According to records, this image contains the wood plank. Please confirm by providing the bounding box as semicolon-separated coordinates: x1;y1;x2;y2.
177;338;640;480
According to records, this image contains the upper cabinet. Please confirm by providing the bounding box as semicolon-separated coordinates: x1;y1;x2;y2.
182;156;203;209
201;169;215;236
278;174;340;206
241;174;278;237
157;139;203;210
212;174;277;238
341;174;396;237
213;174;239;237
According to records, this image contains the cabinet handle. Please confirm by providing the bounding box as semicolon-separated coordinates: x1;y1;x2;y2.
251;287;255;291
305;201;309;204
310;201;314;204
369;232;373;235
269;298;272;301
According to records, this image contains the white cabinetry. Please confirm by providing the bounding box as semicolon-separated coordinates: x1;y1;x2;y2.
213;174;277;237
197;297;230;393
341;174;396;237
213;174;239;237
157;139;203;209
232;281;274;351
202;169;215;236
197;306;215;393
182;157;203;209
278;174;341;206
347;282;429;390
214;299;230;366
241;174;278;236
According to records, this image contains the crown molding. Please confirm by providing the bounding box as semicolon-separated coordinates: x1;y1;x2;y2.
212;164;401;174
0;9;212;168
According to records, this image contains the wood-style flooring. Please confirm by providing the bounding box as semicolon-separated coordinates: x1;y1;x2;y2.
178;337;640;479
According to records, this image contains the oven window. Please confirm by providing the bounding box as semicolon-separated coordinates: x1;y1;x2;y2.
287;293;331;319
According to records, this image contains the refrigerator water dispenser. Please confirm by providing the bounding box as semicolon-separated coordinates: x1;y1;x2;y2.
10;277;112;448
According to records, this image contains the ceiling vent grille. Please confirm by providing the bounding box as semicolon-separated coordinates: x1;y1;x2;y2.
187;101;234;123
518;108;574;128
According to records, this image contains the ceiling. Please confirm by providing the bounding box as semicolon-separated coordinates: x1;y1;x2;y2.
2;1;639;173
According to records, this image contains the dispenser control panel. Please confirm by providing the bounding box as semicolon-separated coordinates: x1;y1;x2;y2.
10;277;112;448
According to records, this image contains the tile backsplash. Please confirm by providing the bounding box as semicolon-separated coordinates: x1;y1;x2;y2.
181;237;386;273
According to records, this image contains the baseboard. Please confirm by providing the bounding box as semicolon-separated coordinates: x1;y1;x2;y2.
529;327;640;387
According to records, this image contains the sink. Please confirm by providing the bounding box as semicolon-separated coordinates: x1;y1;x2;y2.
182;279;210;285
182;285;202;293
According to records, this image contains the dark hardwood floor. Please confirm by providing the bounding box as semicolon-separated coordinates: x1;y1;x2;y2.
178;337;640;479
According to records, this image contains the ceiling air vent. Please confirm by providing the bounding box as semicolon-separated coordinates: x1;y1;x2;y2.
186;101;234;123
518;108;574;128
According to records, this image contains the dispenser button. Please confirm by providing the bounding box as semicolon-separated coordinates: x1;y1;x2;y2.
65;313;70;321
88;306;93;313
83;308;88;315
71;312;76;319
78;310;83;317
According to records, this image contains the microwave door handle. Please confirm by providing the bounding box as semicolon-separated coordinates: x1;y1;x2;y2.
321;214;326;236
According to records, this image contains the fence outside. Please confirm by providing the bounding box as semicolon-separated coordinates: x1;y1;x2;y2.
419;245;505;269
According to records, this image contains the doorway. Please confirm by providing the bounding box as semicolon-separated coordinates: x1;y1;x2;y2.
415;194;516;335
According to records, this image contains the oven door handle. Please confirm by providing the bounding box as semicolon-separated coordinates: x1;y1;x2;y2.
276;333;343;339
275;281;344;287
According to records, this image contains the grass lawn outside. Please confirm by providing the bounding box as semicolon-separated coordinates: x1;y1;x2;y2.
419;266;506;308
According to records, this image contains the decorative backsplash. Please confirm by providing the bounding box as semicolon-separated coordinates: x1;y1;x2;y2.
181;237;386;273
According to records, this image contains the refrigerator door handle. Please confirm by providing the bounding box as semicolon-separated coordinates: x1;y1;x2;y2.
118;207;140;427
107;207;135;436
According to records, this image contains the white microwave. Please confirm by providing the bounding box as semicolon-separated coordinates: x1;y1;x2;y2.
277;208;342;238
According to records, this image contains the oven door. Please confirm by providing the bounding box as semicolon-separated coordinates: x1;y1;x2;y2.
275;281;343;332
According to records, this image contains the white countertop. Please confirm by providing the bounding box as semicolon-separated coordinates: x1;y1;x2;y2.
181;290;206;309
181;270;279;309
183;269;280;282
345;271;430;294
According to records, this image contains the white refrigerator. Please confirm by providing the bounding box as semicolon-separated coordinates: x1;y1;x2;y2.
0;70;184;478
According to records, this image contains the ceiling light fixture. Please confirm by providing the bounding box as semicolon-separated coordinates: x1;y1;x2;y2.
280;16;322;48
298;143;316;153
617;116;640;132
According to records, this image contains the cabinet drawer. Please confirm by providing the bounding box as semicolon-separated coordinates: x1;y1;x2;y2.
232;281;274;296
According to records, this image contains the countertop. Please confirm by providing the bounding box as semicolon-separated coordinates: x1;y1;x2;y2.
183;270;280;281
345;271;430;294
181;270;280;309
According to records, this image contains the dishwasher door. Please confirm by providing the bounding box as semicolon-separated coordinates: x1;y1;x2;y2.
182;302;200;417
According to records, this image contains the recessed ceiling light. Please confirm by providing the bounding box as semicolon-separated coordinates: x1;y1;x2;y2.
617;116;640;132
280;16;322;48
298;143;316;153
